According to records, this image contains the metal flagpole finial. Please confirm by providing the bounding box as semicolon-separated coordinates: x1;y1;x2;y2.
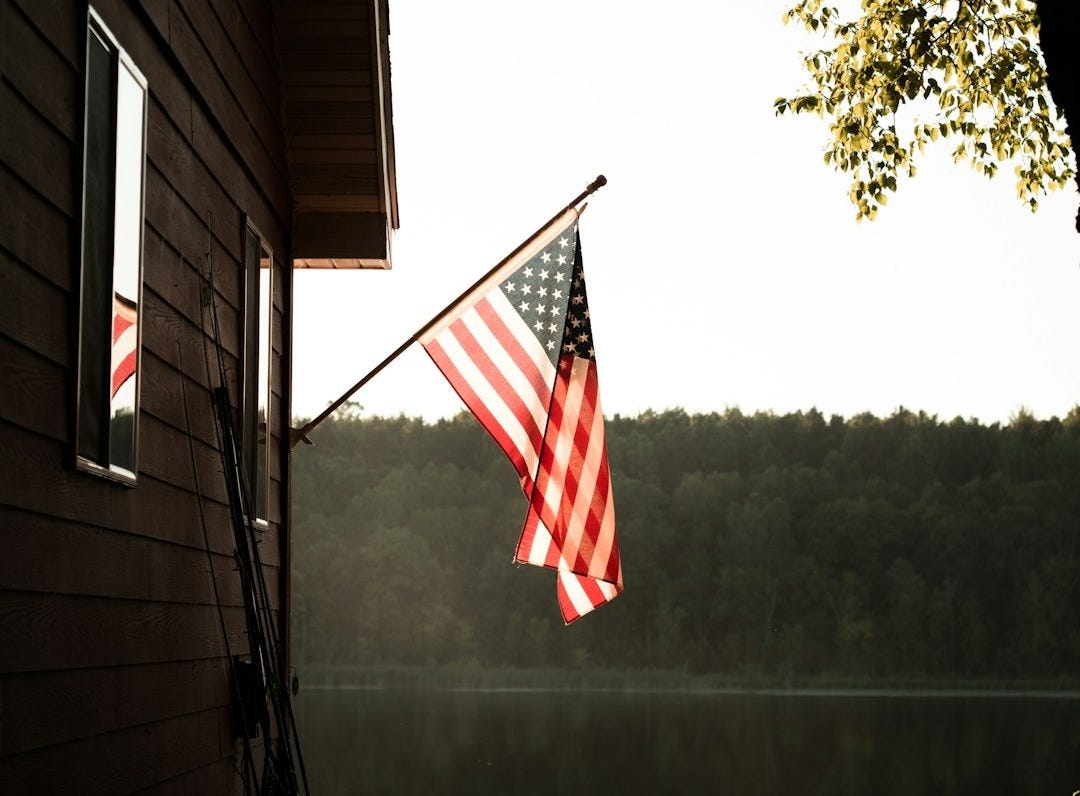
565;175;607;216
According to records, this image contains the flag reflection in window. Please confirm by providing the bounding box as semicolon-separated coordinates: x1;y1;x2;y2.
75;7;146;484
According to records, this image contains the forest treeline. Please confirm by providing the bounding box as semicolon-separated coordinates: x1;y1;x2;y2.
291;407;1080;683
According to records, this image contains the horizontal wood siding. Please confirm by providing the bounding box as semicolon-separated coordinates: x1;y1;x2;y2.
0;708;239;795
276;0;386;218
0;0;292;791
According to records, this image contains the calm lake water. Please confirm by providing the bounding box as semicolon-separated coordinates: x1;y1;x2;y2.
294;687;1080;795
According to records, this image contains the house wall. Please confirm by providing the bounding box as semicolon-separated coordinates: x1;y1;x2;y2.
0;0;293;791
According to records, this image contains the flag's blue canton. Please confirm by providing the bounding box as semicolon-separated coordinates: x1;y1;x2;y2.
498;226;577;368
563;236;594;362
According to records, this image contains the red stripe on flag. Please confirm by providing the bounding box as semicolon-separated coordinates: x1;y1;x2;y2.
424;336;533;488
527;358;620;618
473;299;553;409
419;215;622;623
515;508;563;570
557;575;578;623
111;351;136;396
516;507;540;564
556;571;610;625
113;312;133;340
446;313;545;466
111;312;136;397
569;365;611;576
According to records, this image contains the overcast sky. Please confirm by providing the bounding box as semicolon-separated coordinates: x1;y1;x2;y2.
292;0;1080;428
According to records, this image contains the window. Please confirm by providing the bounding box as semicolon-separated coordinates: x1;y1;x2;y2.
243;222;273;524
75;7;147;484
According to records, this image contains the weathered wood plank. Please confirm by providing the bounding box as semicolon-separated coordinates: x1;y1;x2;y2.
278;27;370;49
135;0;170;38
0;84;75;216
279;48;370;71
1;0;79;139
0;165;72;291
287;132;376;151
0;336;67;440
282;69;371;87
274;3;367;22
139;412;232;505
90;1;280;280
140;281;242;389
265;476;283;525
0;658;232;755
137;299;243;434
146;100;245;272
159;0;290;222
0;706;230;795
0;592;250;673
141;144;247;306
140;242;243;391
207;0;279;118
233;0;276;80
174;0;285;173
128;756;241;796
0;423;241;557
140;348;217;444
7;0;79;66
88;0;195;148
286;112;375;135
290;162;378;184
284;103;376;133
139;328;287;527
291;193;381;212
100;3;284;283
290;174;379;196
0;422;284;569
0;248;70;366
150;537;278;608
140;227;243;362
0;506;269;609
189;96;288;256
287;146;377;165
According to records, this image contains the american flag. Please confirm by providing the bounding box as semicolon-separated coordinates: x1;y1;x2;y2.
111;293;137;398
420;209;622;622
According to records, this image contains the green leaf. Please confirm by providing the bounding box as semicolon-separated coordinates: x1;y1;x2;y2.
776;0;1075;220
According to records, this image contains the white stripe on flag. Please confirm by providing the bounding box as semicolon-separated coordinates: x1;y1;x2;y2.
434;313;542;478
462;291;555;432
572;365;617;584
552;362;594;569
589;471;617;581
525;516;556;567
558;569;597;619
112;324;137;371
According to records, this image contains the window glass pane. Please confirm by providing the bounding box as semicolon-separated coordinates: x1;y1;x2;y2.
77;27;116;466
243;225;272;523
108;59;145;477
256;253;271;520
77;11;145;484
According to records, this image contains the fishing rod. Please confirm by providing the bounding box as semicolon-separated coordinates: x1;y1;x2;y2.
177;332;260;795
198;216;310;795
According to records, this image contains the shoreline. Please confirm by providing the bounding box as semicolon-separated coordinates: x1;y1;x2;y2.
292;664;1080;696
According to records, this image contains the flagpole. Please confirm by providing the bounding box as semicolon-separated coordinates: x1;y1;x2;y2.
290;174;607;449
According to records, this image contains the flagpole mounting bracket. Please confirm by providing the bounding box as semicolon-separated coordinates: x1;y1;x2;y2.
290;424;315;449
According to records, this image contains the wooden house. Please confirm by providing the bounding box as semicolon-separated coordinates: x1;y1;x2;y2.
0;0;398;791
